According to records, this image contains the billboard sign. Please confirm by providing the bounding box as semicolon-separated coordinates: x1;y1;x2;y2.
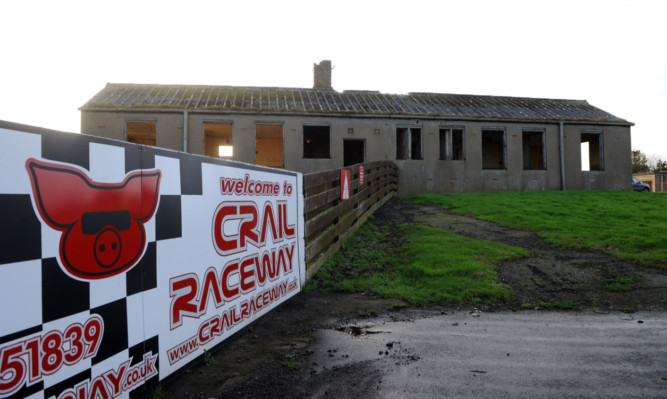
0;121;305;398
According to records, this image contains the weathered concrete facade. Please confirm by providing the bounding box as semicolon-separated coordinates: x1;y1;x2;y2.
80;63;633;195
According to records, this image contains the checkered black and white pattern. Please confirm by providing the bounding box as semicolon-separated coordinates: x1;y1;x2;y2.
0;127;188;398
1;123;304;399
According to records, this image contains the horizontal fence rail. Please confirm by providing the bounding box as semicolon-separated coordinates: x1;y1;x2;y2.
303;161;398;280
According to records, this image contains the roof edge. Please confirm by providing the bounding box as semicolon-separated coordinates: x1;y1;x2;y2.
78;107;633;126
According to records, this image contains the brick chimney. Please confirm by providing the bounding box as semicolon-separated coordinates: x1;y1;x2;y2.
313;60;332;90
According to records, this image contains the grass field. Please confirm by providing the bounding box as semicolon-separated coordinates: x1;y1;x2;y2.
309;221;526;306
410;190;667;269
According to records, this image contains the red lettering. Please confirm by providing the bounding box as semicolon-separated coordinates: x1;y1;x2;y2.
210;316;222;336
259;202;279;244
239;256;256;293
0;343;25;397
212;204;238;254
279;201;296;238
170;274;200;329
240;301;250;319
220;174;281;196
285;243;295;272
267;248;278;280
89;376;110;399
102;359;130;397
198;267;223;313
277;248;288;275
212;202;260;256
222;261;240;301
198;318;214;345
239;204;259;248
231;307;241;324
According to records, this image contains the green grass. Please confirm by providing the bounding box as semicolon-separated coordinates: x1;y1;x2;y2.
283;354;300;370
603;275;639;292
306;218;398;292
310;221;526;306
410;191;667;269
149;385;165;399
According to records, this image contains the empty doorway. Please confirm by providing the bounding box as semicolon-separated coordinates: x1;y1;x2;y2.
255;124;284;168
344;139;365;166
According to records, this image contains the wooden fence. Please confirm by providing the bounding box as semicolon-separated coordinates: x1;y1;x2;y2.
303;161;398;280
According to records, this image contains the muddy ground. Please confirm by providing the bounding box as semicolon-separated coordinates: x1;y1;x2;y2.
162;198;667;399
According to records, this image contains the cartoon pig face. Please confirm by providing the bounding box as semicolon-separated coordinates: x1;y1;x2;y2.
26;159;161;280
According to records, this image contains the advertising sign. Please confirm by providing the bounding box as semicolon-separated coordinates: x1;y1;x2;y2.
359;166;364;184
0;122;304;398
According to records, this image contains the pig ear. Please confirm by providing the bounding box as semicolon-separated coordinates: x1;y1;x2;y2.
25;159;89;228
124;170;161;221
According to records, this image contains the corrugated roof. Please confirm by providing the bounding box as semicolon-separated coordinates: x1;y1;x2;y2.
80;83;632;125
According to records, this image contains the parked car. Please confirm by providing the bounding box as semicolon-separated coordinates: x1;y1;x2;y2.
632;177;650;192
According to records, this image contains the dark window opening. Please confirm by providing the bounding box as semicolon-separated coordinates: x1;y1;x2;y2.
581;132;603;171
522;131;545;170
204;123;233;158
411;128;422;160
396;127;422;160
303;125;330;159
439;128;465;160
343;140;365;166
126;121;156;146
256;124;283;167
482;129;506;169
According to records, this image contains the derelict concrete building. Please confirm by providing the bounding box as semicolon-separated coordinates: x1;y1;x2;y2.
80;61;633;195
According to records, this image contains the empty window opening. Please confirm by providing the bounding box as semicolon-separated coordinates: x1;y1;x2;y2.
439;128;465;160
219;145;233;157
126;121;156;146
256;124;283;167
303;125;330;158
522;131;545;170
411;128;422;160
581;132;603;171
204;123;233;158
581;142;590;171
344;139;365;166
396;127;422;160
482;129;506;169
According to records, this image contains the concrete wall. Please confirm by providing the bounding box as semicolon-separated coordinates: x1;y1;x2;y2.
561;124;632;191
81;111;632;195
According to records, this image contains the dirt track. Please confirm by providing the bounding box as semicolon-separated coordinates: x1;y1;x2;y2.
163;198;667;398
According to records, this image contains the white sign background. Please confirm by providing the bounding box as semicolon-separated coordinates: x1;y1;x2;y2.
0;122;305;398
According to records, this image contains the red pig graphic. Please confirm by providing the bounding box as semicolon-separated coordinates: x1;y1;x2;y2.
25;159;161;280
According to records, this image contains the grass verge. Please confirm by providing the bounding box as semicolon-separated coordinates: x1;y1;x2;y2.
309;220;526;307
410;191;667;269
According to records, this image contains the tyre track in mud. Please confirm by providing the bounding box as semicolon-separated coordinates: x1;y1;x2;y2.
376;198;667;311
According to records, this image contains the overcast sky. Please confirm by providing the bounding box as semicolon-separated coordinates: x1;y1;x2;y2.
1;0;665;161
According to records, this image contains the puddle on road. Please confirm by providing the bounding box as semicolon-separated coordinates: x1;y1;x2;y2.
336;325;387;336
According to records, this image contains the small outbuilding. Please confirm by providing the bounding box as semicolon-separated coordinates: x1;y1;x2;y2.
633;173;667;192
80;61;633;195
